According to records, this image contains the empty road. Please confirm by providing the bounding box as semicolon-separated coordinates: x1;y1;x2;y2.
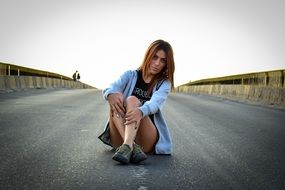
0;89;284;190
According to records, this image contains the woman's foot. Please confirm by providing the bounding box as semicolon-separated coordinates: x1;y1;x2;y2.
130;143;147;163
112;144;132;164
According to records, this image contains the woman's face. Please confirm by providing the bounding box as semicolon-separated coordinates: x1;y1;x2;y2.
149;49;167;76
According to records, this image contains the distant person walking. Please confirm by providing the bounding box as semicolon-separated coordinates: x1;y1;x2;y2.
72;70;80;81
98;39;175;164
77;72;80;81
72;71;78;81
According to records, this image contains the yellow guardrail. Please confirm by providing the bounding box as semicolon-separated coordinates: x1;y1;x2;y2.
176;69;285;107
0;62;72;80
0;62;95;91
181;69;285;88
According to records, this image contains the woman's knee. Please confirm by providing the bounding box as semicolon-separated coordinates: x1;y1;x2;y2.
125;96;140;107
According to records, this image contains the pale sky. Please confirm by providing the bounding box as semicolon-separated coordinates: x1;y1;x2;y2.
0;0;284;89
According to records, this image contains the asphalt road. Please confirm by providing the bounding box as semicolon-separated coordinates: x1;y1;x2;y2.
0;89;284;190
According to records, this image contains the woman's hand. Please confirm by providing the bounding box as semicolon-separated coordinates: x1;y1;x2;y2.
107;93;125;116
124;108;143;127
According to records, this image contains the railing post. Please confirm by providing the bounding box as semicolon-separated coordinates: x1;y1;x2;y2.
282;70;285;87
265;72;269;86
8;65;10;76
280;70;284;88
18;69;20;76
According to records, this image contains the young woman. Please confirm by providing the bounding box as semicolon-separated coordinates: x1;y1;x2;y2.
98;39;175;164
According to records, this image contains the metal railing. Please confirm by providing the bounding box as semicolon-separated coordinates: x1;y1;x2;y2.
181;69;285;88
0;62;72;80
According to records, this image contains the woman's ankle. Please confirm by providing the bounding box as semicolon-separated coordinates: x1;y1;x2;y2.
122;142;133;151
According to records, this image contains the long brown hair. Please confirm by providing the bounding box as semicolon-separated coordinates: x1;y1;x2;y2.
138;39;175;94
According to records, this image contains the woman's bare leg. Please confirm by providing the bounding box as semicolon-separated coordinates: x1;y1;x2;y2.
123;96;141;150
109;111;125;148
135;117;158;153
109;95;158;153
124;96;158;153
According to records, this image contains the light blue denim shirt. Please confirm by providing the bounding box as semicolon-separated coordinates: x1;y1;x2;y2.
99;69;172;154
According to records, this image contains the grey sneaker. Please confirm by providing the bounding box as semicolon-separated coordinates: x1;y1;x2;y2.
112;144;132;164
130;143;147;163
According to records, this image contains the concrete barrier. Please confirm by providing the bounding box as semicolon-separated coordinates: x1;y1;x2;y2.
177;69;285;107
0;62;72;81
0;76;94;92
176;84;285;107
186;69;285;88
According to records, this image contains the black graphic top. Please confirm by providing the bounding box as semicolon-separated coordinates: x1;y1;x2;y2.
132;70;154;123
132;70;152;105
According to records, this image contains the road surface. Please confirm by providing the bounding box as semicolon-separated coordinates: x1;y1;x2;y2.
0;89;284;190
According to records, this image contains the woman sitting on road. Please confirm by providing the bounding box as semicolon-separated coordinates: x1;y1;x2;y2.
98;39;175;164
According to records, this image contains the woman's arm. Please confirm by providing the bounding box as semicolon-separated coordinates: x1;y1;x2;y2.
138;80;171;117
